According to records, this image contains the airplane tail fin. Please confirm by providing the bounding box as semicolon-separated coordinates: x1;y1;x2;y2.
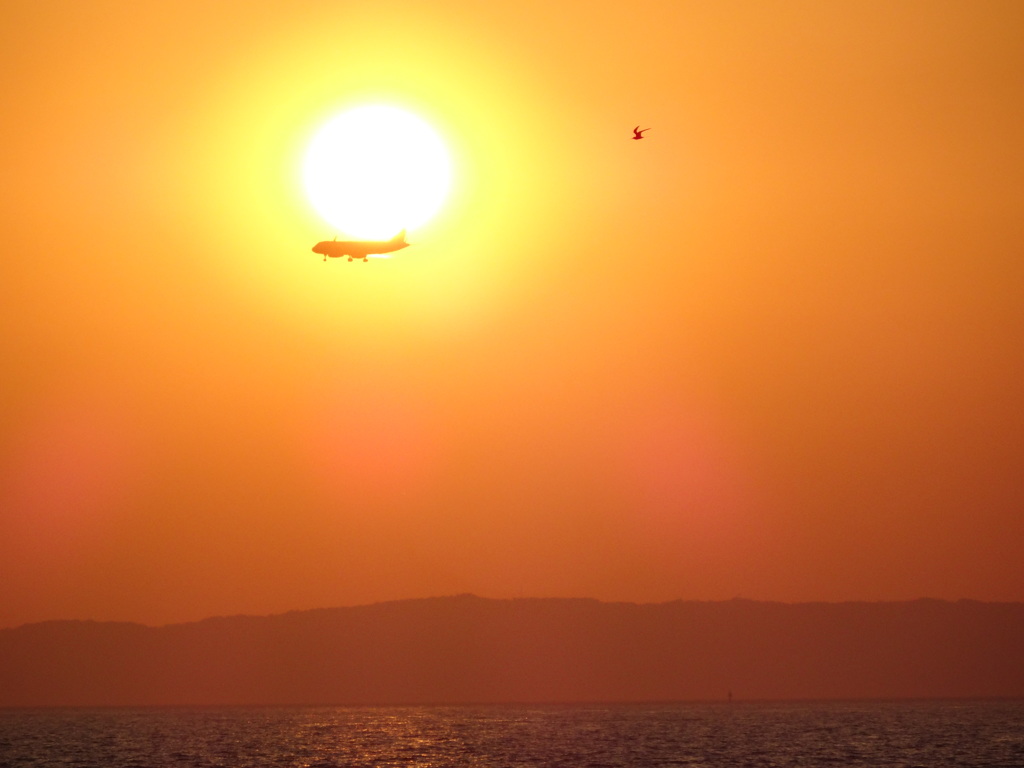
393;229;407;243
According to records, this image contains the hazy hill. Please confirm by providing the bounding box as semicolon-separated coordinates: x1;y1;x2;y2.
1;595;1021;706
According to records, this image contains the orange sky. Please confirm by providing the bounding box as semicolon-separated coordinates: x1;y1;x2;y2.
2;0;1023;628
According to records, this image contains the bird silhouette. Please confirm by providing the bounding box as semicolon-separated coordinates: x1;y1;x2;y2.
632;125;649;140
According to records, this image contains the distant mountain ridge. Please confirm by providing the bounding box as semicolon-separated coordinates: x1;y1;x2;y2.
2;595;1022;706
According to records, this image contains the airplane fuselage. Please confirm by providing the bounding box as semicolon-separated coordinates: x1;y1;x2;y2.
312;231;409;262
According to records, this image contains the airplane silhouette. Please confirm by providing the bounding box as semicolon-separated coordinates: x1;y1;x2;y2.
632;126;649;140
311;230;410;262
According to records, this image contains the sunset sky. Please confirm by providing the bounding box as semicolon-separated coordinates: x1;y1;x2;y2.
2;1;1022;628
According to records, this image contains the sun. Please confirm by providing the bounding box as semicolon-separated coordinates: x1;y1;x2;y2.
302;105;452;240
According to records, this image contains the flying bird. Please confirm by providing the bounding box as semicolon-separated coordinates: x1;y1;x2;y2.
632;125;649;140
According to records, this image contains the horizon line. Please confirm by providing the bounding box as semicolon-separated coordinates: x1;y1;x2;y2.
4;593;1020;632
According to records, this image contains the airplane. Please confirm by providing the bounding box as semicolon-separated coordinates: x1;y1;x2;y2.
311;230;410;262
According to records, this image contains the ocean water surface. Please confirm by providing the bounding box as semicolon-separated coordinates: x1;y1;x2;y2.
1;699;1021;767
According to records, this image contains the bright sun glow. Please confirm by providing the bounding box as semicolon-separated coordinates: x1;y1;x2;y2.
303;105;452;240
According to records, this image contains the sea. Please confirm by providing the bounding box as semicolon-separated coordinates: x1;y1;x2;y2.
0;699;1021;768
